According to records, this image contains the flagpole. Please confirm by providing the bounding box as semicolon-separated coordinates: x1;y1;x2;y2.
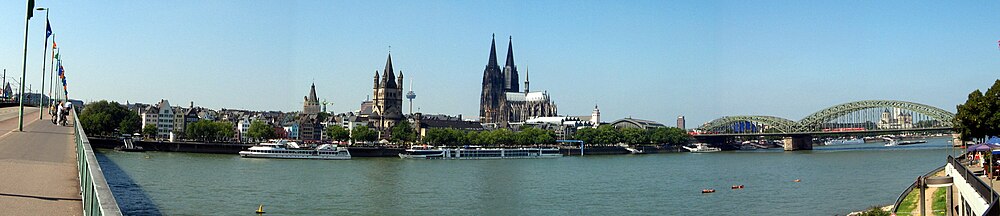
38;8;49;120
18;0;34;132
49;40;55;113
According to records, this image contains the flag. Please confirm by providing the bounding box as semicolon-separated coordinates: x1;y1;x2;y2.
45;19;51;38
52;41;57;50
26;0;34;20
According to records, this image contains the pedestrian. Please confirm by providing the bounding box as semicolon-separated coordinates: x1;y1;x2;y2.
56;101;64;125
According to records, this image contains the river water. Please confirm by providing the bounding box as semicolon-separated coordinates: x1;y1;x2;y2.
96;137;958;215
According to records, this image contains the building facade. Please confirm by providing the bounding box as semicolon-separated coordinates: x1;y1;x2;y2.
677;115;686;130
138;99;176;140
479;35;558;127
369;54;404;138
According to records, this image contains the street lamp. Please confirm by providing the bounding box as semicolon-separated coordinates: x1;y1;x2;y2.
36;7;49;120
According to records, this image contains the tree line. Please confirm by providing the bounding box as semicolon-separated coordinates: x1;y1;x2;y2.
574;125;691;146
422;127;557;146
955;79;1000;141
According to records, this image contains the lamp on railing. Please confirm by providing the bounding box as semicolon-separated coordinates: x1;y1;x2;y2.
921;176;954;216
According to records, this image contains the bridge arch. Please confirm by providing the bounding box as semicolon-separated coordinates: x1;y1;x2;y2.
797;100;955;130
699;115;802;133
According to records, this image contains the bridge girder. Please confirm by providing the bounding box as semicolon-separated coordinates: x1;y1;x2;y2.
798;100;955;130
699;115;801;133
698;100;955;133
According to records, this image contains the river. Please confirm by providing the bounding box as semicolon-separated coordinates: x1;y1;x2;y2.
96;137;958;215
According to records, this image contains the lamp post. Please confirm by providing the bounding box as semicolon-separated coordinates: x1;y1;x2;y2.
17;1;37;132
36;7;48;120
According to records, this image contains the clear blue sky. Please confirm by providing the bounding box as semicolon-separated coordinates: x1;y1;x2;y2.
1;1;998;127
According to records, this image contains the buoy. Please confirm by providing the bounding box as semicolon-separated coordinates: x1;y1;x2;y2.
701;189;716;193
793;179;801;182
256;204;265;214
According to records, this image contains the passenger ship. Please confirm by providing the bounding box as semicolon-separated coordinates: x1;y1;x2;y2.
239;140;351;160
398;145;562;159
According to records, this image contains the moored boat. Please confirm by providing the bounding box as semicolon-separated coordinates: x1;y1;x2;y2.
239;140;351;160
398;145;562;159
683;143;721;153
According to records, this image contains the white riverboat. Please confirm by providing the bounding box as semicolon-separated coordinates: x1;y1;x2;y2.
683;143;722;153
823;138;865;145
239;140;350;160
398;145;562;159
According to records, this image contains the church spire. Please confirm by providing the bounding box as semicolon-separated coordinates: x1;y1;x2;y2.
308;83;318;102
488;34;498;68
502;35;519;92
381;53;398;89
505;36;515;68
524;65;529;93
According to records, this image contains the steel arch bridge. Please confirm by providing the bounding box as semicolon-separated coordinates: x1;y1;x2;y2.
698;100;955;134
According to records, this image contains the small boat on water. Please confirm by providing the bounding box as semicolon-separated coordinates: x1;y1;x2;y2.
683;143;721;153
239;140;351;160
398;145;562;159
731;185;745;189
701;189;716;193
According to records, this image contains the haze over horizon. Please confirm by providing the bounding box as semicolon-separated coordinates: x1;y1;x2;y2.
1;1;998;126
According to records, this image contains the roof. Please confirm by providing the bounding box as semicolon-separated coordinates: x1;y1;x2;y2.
505;91;549;102
610;118;666;129
358;101;374;116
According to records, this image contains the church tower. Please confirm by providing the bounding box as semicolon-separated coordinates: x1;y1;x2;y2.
303;83;320;115
591;104;601;127
480;35;507;125
502;36;519;92
372;53;404;136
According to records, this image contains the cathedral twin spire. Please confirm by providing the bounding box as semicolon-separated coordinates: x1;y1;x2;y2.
485;34;520;93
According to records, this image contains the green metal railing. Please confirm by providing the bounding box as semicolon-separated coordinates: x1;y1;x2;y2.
73;109;122;216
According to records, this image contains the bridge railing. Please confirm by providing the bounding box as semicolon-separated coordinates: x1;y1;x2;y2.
73;108;123;216
946;155;1000;216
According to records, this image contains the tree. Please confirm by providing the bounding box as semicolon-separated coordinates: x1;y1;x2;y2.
574;127;598;144
118;112;141;134
246;120;277;142
214;121;235;142
142;124;157;139
391;121;417;143
955;79;1000;141
351;126;378;143
79;100;134;136
621;127;649;144
324;125;350;142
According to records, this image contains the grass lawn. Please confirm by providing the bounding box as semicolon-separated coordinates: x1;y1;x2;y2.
896;190;919;214
932;187;947;216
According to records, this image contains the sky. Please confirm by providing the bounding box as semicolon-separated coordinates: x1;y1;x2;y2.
1;1;998;127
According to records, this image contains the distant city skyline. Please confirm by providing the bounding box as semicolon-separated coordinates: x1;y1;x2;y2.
1;1;998;127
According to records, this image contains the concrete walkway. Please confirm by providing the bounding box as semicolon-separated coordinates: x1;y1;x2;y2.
0;107;82;215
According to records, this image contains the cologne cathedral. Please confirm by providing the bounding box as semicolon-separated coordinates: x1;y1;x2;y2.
479;35;558;127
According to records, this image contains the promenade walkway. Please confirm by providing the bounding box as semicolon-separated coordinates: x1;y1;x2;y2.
0;107;82;215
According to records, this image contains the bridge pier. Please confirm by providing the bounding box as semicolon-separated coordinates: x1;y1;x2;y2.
783;135;813;151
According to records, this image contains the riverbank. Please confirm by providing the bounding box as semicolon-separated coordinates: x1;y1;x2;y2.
87;137;687;156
